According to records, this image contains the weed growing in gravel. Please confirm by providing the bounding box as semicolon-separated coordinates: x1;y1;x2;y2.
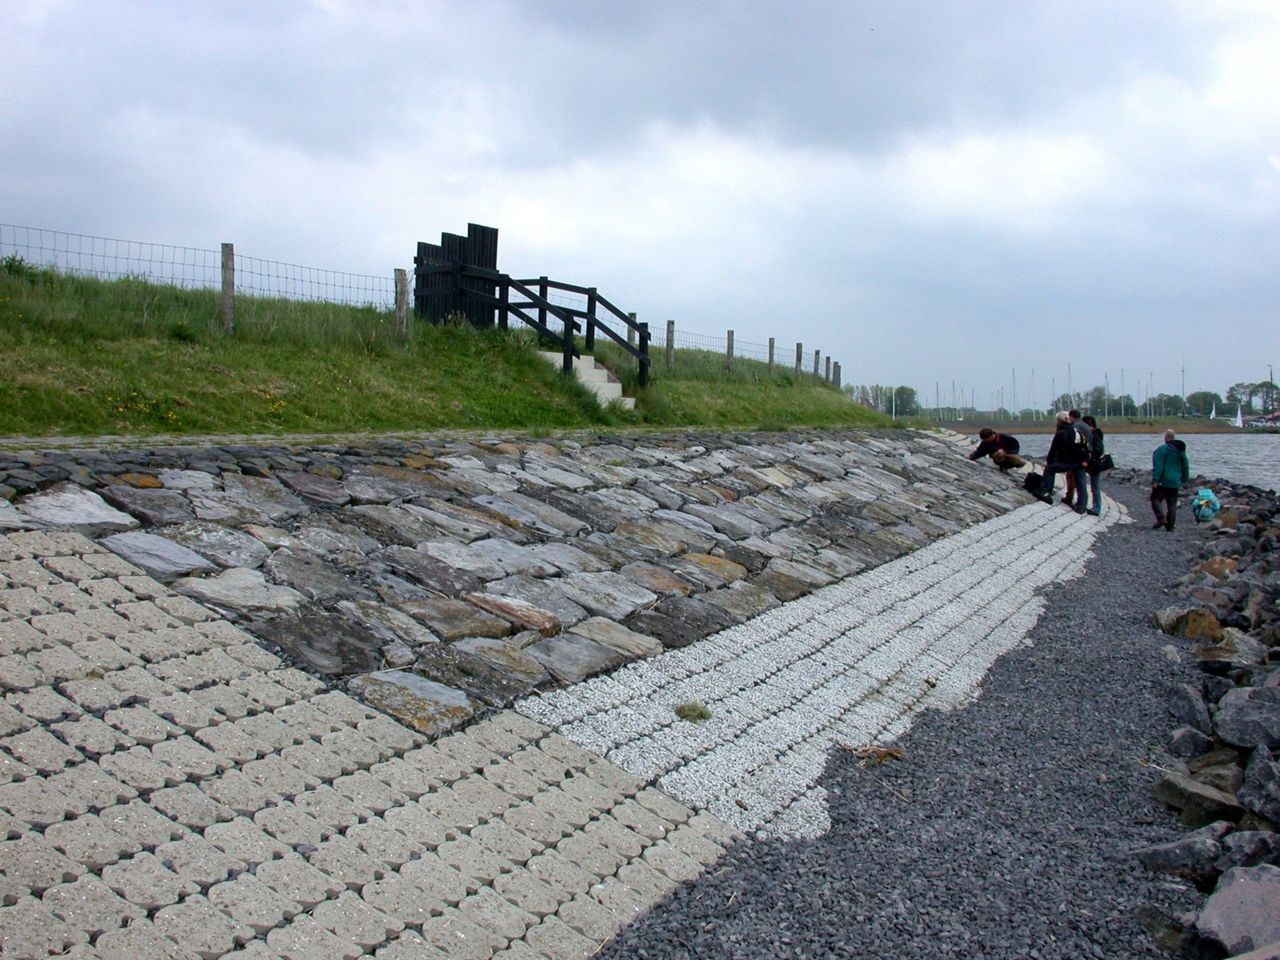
675;701;712;723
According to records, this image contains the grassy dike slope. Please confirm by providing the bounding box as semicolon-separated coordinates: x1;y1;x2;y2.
1;259;887;437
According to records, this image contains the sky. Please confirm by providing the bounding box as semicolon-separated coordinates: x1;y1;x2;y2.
2;0;1278;412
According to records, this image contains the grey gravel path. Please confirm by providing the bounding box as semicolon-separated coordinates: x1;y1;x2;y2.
596;480;1205;960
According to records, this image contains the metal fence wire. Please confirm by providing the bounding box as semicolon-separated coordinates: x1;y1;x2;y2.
1;224;395;308
2;223;840;381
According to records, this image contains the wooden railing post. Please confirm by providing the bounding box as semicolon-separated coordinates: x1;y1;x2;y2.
585;288;597;350
638;322;650;387
725;330;734;372
813;349;821;379
666;320;675;370
394;268;408;337
795;342;803;378
768;337;775;376
561;312;574;375
220;242;235;336
834;362;841;389
498;276;510;332
538;277;548;331
825;356;831;383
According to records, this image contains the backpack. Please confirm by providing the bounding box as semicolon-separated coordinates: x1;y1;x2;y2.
1022;471;1043;493
1072;422;1092;458
1191;488;1220;523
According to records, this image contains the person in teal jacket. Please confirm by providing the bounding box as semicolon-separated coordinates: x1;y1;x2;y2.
1151;429;1190;530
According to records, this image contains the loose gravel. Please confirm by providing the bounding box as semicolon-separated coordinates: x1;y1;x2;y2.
599;480;1206;960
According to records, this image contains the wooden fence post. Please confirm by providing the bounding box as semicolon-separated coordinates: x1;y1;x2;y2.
768;337;775;376
638;322;650;387
394;268;408;337
725;330;734;372
666;320;675;370
627;312;636;347
795;342;803;378
813;349;821;379
538;277;548;331
220;242;235;336
834;362;841;389
825;356;831;383
585;288;597;350
497;276;510;332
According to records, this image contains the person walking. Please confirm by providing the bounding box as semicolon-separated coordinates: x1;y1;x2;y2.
1082;415;1106;516
1151;429;1190;530
1062;410;1093;508
1037;411;1088;513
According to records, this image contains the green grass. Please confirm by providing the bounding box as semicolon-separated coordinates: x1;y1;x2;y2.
0;259;890;437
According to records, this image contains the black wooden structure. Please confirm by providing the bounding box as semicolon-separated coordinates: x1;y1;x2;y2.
413;224;650;387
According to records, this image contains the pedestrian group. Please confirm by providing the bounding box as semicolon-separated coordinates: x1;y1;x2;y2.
969;414;1191;527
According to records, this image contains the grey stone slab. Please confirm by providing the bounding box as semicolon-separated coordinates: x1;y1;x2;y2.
416;540;508;581
290;519;381;565
403;500;530;544
525;634;627;684
264;548;374;603
347;671;482;738
679;502;766;540
701;581;782;622
383;547;484;598
625;596;736;649
413;645;546;706
568;617;663;659
351;504;442;546
16;484;140;536
471;492;588;537
467;539;560;579
173;567;306;617
341;470;428;505
617;562;697;597
334;599;441;648
249;611;384;676
99;486;197;526
167;522;272;569
277;470;351;506
556;572;657;622
451;637;552;689
523;542;611;575
398;597;513;642
189;473;309;526
99;532;216;583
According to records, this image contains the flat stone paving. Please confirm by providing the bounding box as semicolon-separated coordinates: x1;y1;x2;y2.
0;495;1122;958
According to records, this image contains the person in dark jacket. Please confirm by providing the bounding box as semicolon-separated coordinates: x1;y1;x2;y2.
1037;411;1088;513
1151;429;1191;530
1062;410;1093;508
969;428;1025;471
1083;415;1106;516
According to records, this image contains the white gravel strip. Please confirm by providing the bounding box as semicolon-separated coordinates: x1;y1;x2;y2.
516;496;1129;839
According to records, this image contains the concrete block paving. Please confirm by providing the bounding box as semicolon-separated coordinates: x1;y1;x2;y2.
0;494;1118;958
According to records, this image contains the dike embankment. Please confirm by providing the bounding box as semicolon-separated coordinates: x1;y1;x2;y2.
2;428;1162;958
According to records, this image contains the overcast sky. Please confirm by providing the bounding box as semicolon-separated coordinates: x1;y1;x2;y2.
3;0;1277;411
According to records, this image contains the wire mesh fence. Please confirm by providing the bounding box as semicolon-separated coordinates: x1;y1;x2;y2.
2;223;841;382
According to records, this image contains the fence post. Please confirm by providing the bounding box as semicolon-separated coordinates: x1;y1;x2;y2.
561;312;574;375
795;342;803;378
725;330;735;372
834;362;841;389
585;288;597;350
394;268;408;337
220;242;235;336
825;356;831;383
638;322;650;387
498;276;510;332
627;312;636;347
813;349;821;379
665;320;675;370
538;277;548;331
768;337;775;376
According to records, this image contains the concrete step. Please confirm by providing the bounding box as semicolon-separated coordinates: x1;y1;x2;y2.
537;351;636;410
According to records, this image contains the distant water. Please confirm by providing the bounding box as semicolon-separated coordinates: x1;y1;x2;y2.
1008;431;1279;492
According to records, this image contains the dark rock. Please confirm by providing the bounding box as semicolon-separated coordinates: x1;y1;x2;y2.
263;549;374;603
249;611;384;675
381;547;483;598
98;485;197;527
398;597;512;641
1196;865;1280;956
1237;747;1280;826
1155;772;1245;827
524;633;627;684
1217;831;1280;873
625;596;735;649
1172;683;1214;735
347;670;480;737
412;644;544;706
1170;726;1216;758
1215;687;1280;749
1135;820;1233;885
